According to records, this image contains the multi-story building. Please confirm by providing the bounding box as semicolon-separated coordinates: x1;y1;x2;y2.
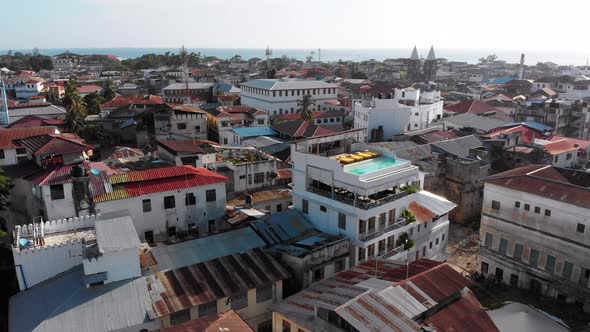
0;127;59;166
162;82;213;103
291;130;456;265
51;51;85;71
353;85;444;142
240;79;338;116
155;104;208;141
479;165;590;311
205;106;268;145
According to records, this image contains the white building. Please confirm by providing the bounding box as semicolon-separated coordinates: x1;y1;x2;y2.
205;105;268;145
479;165;590;311
559;77;590;101
162;82;213;103
240;79;339;116
290;131;456;265
353;86;444;142
0;127;60;166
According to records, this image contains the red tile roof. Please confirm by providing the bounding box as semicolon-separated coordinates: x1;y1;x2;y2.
548;135;590;152
488;125;540;143
157;139;217;155
279;110;345;121
217;95;239;101
482;165;590;209
77;84;103;94
444;100;500;115
0;127;58;149
168;104;207;114
272;119;337;138
94;166;228;202
157;310;253;332
14;134;91;156
102;94;164;108
7;115;64;129
542;139;579;155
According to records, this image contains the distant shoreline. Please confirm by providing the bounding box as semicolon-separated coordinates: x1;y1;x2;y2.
1;47;588;66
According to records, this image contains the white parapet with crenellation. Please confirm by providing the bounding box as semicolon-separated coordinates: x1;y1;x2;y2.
11;214;101;291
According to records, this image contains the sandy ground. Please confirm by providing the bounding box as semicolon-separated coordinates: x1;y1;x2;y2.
446;223;481;276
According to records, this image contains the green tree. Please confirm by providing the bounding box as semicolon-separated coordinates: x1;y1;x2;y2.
78;124;104;142
396;232;415;250
0;168;13;238
298;94;315;123
83;93;105;115
62;76;87;132
102;78;116;101
269;114;283;125
401;209;416;223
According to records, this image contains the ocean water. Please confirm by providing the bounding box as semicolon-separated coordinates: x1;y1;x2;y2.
1;47;588;65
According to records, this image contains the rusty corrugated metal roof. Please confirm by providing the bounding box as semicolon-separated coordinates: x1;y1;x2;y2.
157;310;253;332
408;201;437;223
148;248;290;317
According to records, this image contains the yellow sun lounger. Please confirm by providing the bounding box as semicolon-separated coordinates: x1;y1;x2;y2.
364;151;379;157
356;152;373;158
348;154;364;161
339;157;355;164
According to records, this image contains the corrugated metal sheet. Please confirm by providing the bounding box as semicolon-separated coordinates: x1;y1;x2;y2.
149;248;290;317
157;310;253;332
0;126;56;149
250;209;316;245
408;201;436;223
146;227;266;271
426;289;499;332
94;166;228;203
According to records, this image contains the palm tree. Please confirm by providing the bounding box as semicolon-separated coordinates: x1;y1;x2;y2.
62;76;87;132
102;78;116;101
401;209;416;223
298;94;315;122
396;232;415;250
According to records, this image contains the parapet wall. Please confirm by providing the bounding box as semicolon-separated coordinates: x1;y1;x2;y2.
16;214;100;237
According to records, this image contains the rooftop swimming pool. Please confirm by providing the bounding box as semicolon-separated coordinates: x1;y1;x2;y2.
344;157;403;175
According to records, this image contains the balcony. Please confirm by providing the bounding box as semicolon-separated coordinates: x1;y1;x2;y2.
308;186;410;210
359;219;408;242
382;245;407;259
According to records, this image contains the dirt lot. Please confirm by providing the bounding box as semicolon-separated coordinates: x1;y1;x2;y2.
446;222;480;276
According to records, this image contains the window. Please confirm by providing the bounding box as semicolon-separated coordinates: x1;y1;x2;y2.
546;255;556;274
258;320;272;332
491;200;501;211
562;261;574;280
144;231;154;243
484;233;493;248
545;209;551;216
566;153;572;160
513;243;523;261
302;199;308;214
510;274;519;287
481;262;489;274
142;199;151;213
198;301;217;317
417;224;421;232
338;212;346;230
254;172;265;184
313;267;324;282
49;184;65;200
524;204;530;211
495;268;504;281
177;123;187;130
498;238;508;255
231;292;248;310
429;241;433;249
368;244;375;257
529;248;539;267
515;201;520;208
368;217;375;232
534;206;541;214
16;148;26;155
282;320;291;332
170;309;190;325
320;205;327;212
185;193;196;205
164;195;175;209
276;204;282;212
555;156;559;163
387;235;395;249
358;247;366;262
257;119;265;125
388;209;396;224
334;259;345;273
442;233;445;241
436;238;439;245
577;223;585;233
17;156;27;163
256;285;273;303
168;226;176;237
0;150;4;159
195;125;201;132
206;189;216;202
359;219;366;234
223;138;228;145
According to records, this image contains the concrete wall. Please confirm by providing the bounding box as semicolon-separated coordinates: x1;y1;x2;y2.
479;183;590;307
83;248;141;284
272;312;310;332
95;182;227;242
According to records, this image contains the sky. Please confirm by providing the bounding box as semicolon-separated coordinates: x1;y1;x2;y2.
2;0;589;53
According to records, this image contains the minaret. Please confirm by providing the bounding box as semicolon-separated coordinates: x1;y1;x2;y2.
518;53;525;79
407;45;420;82
424;45;437;82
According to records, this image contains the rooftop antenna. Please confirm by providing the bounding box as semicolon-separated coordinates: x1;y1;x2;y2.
0;68;9;125
265;45;273;73
180;45;190;104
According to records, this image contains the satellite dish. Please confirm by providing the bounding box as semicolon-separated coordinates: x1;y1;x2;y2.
90;168;100;175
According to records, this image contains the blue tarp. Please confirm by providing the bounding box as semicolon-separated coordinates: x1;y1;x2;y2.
232;126;278;138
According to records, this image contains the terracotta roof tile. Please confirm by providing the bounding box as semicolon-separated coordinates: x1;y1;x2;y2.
102;95;164;108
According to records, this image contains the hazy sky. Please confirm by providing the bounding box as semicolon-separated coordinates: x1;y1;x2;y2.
2;0;588;52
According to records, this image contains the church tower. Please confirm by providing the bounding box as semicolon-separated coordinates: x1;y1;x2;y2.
423;45;437;82
407;45;420;82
